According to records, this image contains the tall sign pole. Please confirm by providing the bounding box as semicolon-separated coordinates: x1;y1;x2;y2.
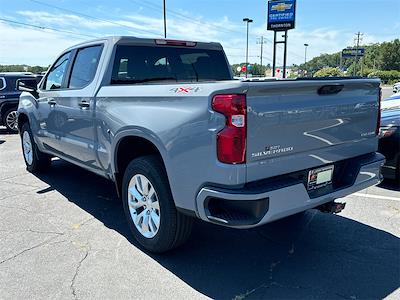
282;31;288;78
272;31;277;76
267;0;296;78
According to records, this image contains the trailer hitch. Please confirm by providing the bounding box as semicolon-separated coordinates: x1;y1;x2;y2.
316;201;346;214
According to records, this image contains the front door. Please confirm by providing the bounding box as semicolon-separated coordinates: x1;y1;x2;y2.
36;51;71;152
37;44;103;171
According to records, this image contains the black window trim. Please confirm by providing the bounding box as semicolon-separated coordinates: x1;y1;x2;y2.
40;43;104;92
66;44;104;91
107;44;232;86
41;51;72;91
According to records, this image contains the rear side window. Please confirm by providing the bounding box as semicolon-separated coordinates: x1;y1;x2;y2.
0;77;5;91
45;52;71;90
69;45;103;89
111;45;231;84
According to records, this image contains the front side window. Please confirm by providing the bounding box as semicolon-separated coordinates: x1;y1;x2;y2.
69;45;103;89
45;52;71;90
111;45;231;84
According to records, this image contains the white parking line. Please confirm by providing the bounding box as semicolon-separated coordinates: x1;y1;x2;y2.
351;193;400;202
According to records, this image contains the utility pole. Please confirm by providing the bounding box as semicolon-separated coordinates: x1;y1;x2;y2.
243;18;253;78
354;31;363;76
163;0;167;38
256;36;267;75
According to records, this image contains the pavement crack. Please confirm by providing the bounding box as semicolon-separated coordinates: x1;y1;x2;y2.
0;235;59;265
27;229;65;235
72;217;95;230
70;248;90;300
0;204;32;213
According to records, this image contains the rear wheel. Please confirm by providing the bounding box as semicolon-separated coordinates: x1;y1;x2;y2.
20;123;51;173
3;108;18;133
122;155;192;253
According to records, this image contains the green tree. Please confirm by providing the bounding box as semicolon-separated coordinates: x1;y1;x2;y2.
231;63;271;76
313;67;344;77
379;39;400;71
298;39;400;77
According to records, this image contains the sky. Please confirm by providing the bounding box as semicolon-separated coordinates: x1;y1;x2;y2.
0;0;399;67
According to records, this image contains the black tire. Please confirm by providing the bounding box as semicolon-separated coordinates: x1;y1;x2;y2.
396;159;400;187
3;108;19;133
122;155;192;253
20;123;51;173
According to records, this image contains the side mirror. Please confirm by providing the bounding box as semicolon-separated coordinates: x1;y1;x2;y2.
17;78;39;98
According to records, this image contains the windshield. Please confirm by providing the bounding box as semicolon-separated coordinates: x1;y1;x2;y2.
111;45;232;84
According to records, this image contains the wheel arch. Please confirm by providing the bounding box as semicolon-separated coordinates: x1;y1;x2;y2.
17;111;30;131
0;101;19;122
112;129;170;198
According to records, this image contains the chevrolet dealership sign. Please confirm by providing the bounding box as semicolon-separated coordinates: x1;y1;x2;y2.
267;0;296;31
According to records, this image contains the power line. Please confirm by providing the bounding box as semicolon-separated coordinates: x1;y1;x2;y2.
0;17;99;39
28;0;161;36
130;0;246;36
26;0;304;62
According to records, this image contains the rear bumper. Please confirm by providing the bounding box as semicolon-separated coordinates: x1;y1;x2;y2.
195;152;385;228
381;164;397;180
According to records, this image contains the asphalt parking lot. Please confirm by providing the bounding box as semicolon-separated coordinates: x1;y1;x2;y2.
0;128;399;299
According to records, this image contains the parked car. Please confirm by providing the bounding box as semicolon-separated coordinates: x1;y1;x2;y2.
0;72;42;132
17;36;384;252
379;108;400;185
393;82;400;94
382;94;400;111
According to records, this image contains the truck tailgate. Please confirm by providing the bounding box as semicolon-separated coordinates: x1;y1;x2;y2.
245;79;381;182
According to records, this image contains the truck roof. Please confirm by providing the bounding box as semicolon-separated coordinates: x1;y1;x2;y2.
64;36;223;52
0;72;34;76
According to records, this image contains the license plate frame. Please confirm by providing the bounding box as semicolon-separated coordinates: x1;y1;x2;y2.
307;165;334;190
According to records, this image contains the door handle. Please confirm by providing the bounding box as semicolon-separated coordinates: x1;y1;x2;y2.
47;99;56;106
78;100;90;109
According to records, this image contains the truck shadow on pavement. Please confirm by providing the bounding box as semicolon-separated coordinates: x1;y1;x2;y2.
35;159;400;299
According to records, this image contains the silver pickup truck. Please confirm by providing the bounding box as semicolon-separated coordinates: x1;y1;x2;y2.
17;36;385;252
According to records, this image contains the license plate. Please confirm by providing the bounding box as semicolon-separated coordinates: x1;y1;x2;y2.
307;165;334;190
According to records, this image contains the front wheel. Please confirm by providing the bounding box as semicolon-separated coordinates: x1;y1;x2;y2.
122;155;192;253
3;109;19;133
20;123;51;173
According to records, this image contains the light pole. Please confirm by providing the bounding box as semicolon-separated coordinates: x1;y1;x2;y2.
304;43;309;64
243;18;253;78
304;43;309;77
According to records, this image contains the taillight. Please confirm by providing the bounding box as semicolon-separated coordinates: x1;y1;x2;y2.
212;94;246;164
376;87;382;136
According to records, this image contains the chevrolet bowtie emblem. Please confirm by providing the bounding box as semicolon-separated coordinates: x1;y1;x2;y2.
271;3;292;11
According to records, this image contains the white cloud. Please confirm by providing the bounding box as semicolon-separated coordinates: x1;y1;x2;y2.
1;10;398;66
0;22;81;65
17;11;113;29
